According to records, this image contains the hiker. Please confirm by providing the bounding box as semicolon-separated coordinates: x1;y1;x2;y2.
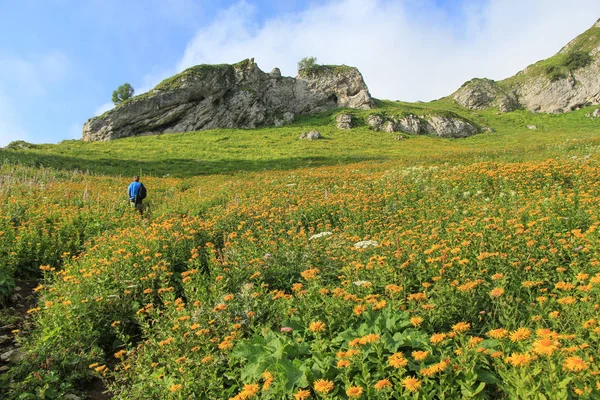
128;175;147;215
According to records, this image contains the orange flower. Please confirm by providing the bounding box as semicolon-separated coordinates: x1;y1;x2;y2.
412;350;429;361
309;321;326;333
452;322;471;333
430;333;447;344
532;339;559;356
487;328;508;339
505;352;534;367
294;389;311;400
489;288;505;298
373;379;391;391
346;386;364;398
410;316;423;327
509;327;531;342
563;356;588;372
388;352;408;368
402;376;422;392
313;379;334;394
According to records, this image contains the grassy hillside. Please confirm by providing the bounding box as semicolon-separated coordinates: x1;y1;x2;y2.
2;97;600;399
2;100;600;177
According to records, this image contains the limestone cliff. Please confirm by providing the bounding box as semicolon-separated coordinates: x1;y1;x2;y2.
83;59;374;141
453;19;600;114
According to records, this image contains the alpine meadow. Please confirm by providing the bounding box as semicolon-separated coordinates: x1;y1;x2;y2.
1;11;600;400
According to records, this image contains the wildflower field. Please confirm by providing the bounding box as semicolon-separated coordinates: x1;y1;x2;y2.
2;130;600;400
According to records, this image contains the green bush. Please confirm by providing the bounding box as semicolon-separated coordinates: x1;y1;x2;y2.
564;51;592;70
297;57;318;76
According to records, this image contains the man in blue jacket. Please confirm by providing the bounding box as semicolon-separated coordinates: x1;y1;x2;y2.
127;176;146;216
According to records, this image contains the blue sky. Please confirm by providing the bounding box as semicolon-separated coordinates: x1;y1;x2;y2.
0;0;597;146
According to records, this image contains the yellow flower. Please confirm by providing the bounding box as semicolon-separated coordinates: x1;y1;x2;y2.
402;376;422;392
388;352;408;368
373;379;391;391
313;379;334;394
452;322;470;333
169;384;182;392
532;339;559;356
430;333;447;344
337;359;351;368
487;328;508;339
489;288;505;298
294;389;311;400
563;356;588;372
505;352;534;367
346;386;364;398
410;316;423;327
509;327;531;342
412;350;429;361
309;321;326;333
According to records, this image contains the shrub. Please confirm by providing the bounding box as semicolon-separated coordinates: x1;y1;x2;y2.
297;57;318;76
112;83;135;105
564;51;592;70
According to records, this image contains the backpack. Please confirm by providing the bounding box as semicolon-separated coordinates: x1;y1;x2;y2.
138;184;147;200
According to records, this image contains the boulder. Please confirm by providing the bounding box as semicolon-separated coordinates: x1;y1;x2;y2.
336;113;352;129
382;121;396;133
366;115;384;130
527;125;537;130
83;59;374;141
299;130;323;140
424;115;479;138
592;108;600;118
396;115;422;134
1;348;24;363
452;78;519;112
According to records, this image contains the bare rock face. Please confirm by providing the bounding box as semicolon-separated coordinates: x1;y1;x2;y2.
451;20;600;114
83;59;374;141
336;113;352;129
366;113;480;138
452;78;519;112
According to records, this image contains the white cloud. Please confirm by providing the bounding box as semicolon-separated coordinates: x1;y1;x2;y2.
175;0;600;102
94;102;115;116
0;51;69;97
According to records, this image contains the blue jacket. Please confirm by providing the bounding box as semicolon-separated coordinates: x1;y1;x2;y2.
128;181;143;201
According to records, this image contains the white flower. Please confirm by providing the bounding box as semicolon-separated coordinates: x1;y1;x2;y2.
309;231;333;241
354;240;378;249
353;280;370;286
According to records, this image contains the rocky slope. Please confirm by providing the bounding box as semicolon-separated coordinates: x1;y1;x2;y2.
83;59;374;141
453;19;600;113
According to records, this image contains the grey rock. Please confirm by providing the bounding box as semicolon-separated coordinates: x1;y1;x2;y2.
336;113;352;129
424;115;479;138
283;112;295;123
10;293;22;303
299;130;323;140
64;394;82;400
1;348;24;363
453;78;519;112
83;59;374;141
382;121;396;133
396;115;422;134
270;67;281;78
14;286;21;292
0;325;15;331
528;125;537;130
0;365;9;373
592;109;600;118
367;114;384;130
0;335;10;345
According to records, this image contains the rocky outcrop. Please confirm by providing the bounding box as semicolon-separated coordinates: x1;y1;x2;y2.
452;20;600;114
367;113;480;138
452;79;519;112
336;113;352;129
83;59;374;141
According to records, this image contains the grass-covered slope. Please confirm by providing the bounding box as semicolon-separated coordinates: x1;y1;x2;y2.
2;99;600;177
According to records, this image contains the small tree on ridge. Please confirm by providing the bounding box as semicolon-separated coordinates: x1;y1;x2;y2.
112;83;135;105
